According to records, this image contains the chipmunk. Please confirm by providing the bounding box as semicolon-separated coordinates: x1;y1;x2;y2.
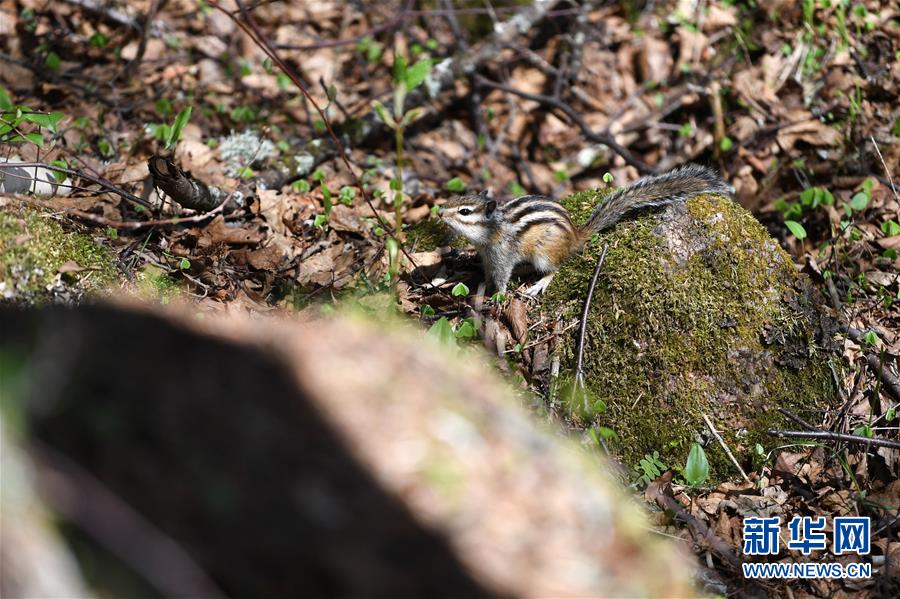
438;164;732;295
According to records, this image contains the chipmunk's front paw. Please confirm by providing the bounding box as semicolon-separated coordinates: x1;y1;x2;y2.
523;274;555;297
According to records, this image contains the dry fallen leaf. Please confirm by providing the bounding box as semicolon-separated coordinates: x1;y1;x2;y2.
504;298;529;345
247;244;285;271
777;111;842;150
57;260;85;274
204;216;267;246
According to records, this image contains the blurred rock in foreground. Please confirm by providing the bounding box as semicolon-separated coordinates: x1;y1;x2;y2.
0;303;696;597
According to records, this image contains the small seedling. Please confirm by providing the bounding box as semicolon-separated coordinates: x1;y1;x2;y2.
446;177;465;192
784;220;807;240
451;282;469;297
427;317;455;345
683;443;710;486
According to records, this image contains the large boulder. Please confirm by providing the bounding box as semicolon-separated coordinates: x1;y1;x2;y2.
543;192;840;480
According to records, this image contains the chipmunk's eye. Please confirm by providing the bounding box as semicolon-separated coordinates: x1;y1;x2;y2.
458;208;472;216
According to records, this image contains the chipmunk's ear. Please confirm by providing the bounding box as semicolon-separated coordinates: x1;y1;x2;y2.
485;199;497;216
479;189;491;199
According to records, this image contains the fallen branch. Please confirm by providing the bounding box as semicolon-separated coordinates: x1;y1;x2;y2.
702;414;752;486
68;192;232;230
767;429;900;451
147;155;216;212
4;161;152;209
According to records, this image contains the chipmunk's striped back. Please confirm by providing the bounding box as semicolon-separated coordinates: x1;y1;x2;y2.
499;195;576;239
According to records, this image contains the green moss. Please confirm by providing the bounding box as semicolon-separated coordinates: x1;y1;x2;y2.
544;193;838;481
135;265;181;304
0;203;117;302
405;216;468;252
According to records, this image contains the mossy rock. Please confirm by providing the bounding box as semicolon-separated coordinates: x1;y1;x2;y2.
544;191;840;481
405;216;469;252
0;201;117;304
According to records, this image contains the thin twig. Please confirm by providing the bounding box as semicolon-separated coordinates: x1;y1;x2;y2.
702;414;752;485
475;76;656;174
767;429;900;451
574;242;609;402
4;161;152;209
67;193;232;229
870;135;898;200
647;485;746;573
122;0;164;80
776;407;820;432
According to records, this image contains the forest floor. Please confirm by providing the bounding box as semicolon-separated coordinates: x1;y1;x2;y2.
1;0;899;596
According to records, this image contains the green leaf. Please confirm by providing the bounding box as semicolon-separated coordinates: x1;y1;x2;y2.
490;291;507;303
0;86;12;110
455;319;477;339
784;220;807;240
50;158;68;183
399;107;423;127
451;282;469;297
178;258;191;270
16;131;44;148
313;214;327;229
339;186;355;206
89;32;108;48
427;317;455;346
602;172;614;184
321;185;333;215
420;304;435;317
852;424;873;438
887;407;896;421
800;187;816;206
292;179;311;193
392;53;408;84
371;100;396;128
446;177;465;192
311;168;326;183
45;51;61;70
22;111;64;133
863;330;878;345
849;191;870;212
598;426;617;440
155;98;173;116
684;443;710;486
881;220;900;236
404;58;433;91
719;136;734;151
165;106;192;150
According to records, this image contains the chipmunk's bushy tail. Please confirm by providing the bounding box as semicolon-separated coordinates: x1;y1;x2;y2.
583;164;732;235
